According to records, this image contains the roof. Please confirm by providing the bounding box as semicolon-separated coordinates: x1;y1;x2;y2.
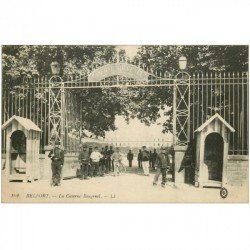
1;115;42;132
195;113;235;133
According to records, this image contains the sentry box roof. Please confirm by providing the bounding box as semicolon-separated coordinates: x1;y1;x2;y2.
2;115;42;132
194;113;235;133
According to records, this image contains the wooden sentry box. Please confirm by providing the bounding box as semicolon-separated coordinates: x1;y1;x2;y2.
194;113;235;188
2;115;42;182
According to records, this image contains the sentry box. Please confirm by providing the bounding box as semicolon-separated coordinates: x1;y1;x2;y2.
194;113;235;188
2;115;42;182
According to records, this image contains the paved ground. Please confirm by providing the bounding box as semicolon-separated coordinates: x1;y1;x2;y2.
2;166;248;203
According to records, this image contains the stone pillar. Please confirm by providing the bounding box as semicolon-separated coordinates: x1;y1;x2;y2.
174;145;187;184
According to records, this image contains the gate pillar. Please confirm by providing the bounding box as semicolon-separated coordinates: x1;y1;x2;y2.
48;76;65;148
174;145;187;184
173;72;190;184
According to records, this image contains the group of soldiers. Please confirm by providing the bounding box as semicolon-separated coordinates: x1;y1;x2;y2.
137;148;158;170
78;145;116;180
49;141;171;188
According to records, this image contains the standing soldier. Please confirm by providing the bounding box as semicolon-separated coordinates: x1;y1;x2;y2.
88;147;93;177
149;150;153;168
153;146;170;187
141;146;150;176
107;146;114;172
151;148;158;170
88;147;93;156
127;150;134;168
90;146;102;177
137;149;142;168
78;145;90;180
104;145;109;173
48;140;64;186
99;147;106;176
112;147;123;176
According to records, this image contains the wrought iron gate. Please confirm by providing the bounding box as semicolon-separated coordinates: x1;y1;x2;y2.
2;62;248;155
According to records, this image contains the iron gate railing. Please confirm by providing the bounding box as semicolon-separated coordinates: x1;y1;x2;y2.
1;71;248;155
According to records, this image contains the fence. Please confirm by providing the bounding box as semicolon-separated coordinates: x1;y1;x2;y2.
1;71;248;155
190;72;248;155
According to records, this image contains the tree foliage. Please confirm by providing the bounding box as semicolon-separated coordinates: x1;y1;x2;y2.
2;45;248;137
132;45;248;133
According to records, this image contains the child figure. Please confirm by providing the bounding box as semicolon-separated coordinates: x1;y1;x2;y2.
111;147;123;176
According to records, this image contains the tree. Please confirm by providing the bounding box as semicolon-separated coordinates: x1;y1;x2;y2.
132;45;248;134
2;45;248;138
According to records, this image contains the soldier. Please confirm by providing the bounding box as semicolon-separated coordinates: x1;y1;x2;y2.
78;145;90;180
99;148;106;176
88;147;93;156
153;146;170;187
149;150;153;168
127;150;134;168
107;146;114;172
112;147;123;176
151;148;158;170
137;149;142;168
48;140;64;186
88;147;93;177
90;146;102;177
104;145;109;173
141;146;150;176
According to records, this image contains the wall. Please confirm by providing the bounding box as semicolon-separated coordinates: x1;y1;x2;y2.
1;153;79;180
226;155;248;186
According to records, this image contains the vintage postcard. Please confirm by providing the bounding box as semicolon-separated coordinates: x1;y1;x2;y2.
1;45;249;203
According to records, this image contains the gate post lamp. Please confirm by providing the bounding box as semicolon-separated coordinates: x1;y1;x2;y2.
174;56;190;185
48;61;65;149
50;61;61;75
178;56;187;71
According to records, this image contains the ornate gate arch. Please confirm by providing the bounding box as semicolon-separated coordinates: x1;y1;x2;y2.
47;62;190;150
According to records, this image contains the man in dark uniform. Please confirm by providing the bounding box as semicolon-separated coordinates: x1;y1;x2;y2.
99;148;106;176
137;149;142;168
149;150;153;168
151;149;158;170
88;147;93;177
48;140;64;186
153;146;170;187
107;146;114;172
127;150;134;168
104;145;109;173
78;145;90;180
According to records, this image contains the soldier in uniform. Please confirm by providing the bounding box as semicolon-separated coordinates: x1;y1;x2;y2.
151;148;158;170
78;145;90;180
107;146;114;172
99;148;106;176
104;145;109;173
137;149;142;168
90;146;102;177
112;147;123;176
88;147;93;177
141;146;150;176
153;146;170;187
127;150;134;168
48;140;64;186
149;150;153;168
